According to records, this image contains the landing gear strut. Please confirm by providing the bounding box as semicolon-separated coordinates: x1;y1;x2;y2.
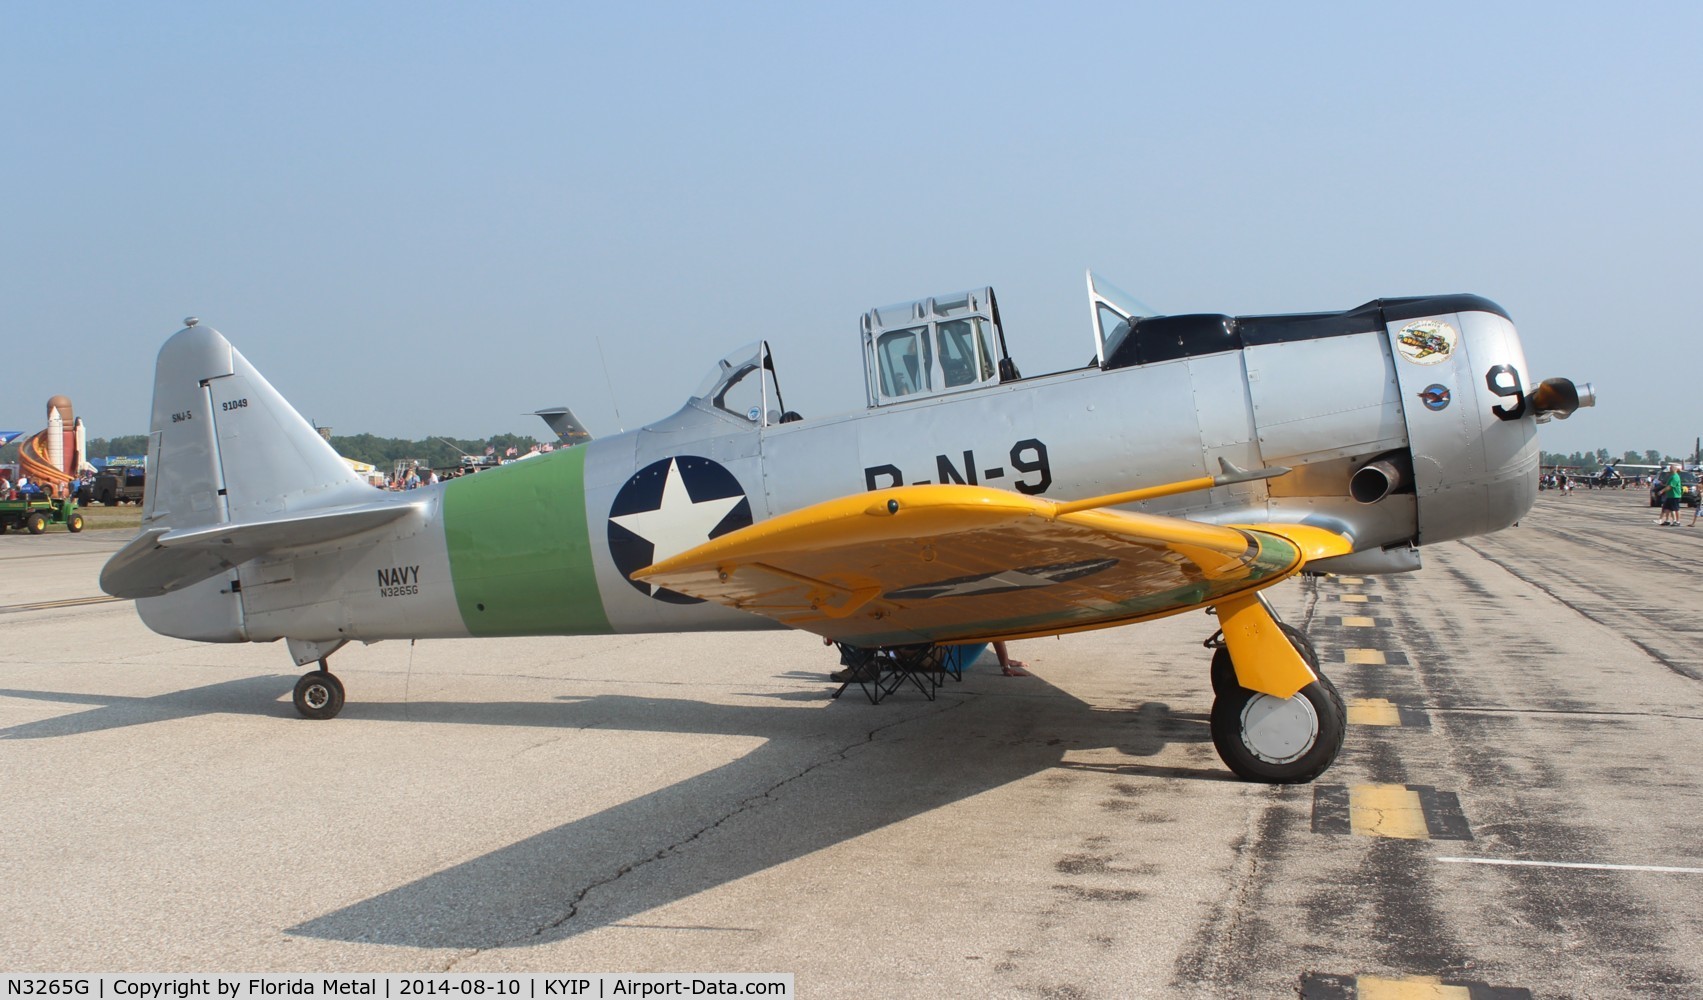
1205;597;1345;783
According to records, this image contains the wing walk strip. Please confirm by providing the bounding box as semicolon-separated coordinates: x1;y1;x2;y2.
0;595;126;614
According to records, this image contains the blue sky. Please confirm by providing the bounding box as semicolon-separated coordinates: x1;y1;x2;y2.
3;3;1698;458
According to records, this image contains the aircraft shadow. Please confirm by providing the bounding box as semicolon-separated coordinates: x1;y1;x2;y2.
3;667;1217;949
0;675;295;739
288;677;1213;950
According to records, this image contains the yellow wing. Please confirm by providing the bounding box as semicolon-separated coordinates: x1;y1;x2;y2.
635;482;1352;647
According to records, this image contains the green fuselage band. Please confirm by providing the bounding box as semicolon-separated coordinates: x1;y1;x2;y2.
442;448;612;636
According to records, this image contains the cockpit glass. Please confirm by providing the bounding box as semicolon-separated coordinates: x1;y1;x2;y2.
1097;304;1132;360
936;318;993;387
1089;273;1157;320
877;326;931;397
693;341;766;422
1088;272;1158;364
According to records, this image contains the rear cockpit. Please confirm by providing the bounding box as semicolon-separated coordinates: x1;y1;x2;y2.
690;342;794;426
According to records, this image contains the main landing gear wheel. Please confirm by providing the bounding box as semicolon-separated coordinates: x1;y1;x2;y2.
293;668;345;720
1209;626;1344;784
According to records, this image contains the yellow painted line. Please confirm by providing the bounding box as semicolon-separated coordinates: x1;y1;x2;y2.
1335;576;1366;585
1342;615;1377;627
1350;784;1431;839
1344;648;1386;665
1339;594;1370;603
1356;974;1472;999
1348;697;1401;726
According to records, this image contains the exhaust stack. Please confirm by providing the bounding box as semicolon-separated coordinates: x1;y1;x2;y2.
1350;452;1413;505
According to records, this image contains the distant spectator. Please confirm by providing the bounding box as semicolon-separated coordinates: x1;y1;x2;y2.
1657;463;1683;526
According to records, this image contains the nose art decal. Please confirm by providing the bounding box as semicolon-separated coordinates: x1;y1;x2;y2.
608;456;753;604
1396;320;1457;366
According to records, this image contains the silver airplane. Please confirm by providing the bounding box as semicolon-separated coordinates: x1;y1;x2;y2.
99;272;1593;783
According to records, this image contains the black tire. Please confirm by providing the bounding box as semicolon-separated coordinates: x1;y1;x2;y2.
100;489;115;507
1281;623;1320;670
1211;673;1345;784
293;670;345;720
66;513;84;533
25;511;47;535
1210;646;1236;696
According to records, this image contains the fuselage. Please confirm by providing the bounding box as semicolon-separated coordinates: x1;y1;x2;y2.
134;293;1544;647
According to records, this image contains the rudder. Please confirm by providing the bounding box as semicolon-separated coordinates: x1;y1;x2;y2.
134;320;373;640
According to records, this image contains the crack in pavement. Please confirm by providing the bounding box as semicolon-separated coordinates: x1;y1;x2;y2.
445;693;973;968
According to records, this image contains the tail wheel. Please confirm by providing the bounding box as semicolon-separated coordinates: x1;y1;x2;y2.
292;670;345;720
1209;623;1343;783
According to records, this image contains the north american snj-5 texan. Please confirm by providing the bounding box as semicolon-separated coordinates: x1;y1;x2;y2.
100;271;1593;784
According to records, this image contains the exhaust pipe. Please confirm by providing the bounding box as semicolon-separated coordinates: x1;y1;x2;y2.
1350;452;1413;505
1529;377;1595;419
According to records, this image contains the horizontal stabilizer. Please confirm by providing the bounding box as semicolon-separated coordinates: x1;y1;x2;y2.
101;500;425;599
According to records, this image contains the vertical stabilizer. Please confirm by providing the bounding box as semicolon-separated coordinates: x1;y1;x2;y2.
530;405;593;446
136;320;373;641
143;321;371;531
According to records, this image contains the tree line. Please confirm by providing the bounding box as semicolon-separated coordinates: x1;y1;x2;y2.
1540;448;1698;472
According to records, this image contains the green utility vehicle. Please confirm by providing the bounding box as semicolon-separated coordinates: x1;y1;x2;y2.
0;495;85;534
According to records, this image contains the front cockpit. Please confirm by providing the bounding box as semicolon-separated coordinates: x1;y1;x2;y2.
1087;272;1160;365
858;274;1167;408
860;287;1018;407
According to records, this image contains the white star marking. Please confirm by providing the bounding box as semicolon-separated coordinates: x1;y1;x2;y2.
609;459;745;594
915;569;1062;598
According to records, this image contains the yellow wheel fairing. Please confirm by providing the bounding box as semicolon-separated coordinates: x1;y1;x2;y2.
1212;592;1317;699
